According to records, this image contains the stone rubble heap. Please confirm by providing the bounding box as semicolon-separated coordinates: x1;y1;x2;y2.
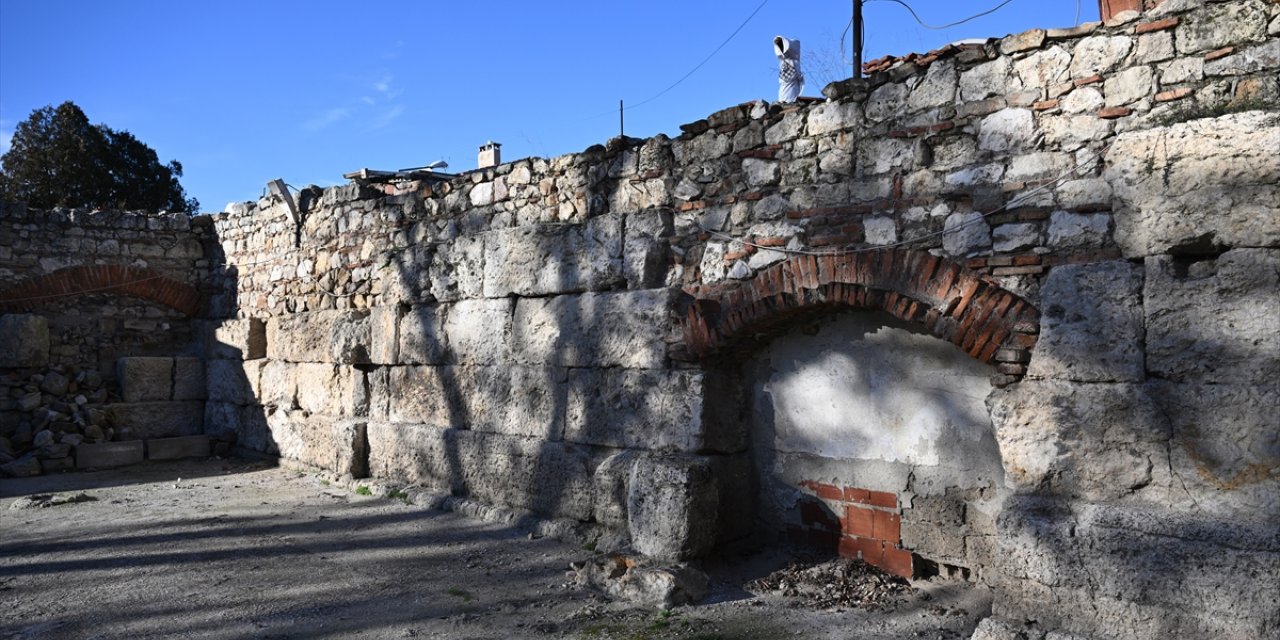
0;365;115;477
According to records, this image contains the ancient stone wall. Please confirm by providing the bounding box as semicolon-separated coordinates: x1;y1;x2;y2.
2;1;1277;638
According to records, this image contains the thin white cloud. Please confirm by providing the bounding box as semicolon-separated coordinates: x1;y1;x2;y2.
302;107;351;131
368;105;405;131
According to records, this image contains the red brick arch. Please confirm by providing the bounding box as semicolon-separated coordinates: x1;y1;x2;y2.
0;265;201;316
682;248;1038;373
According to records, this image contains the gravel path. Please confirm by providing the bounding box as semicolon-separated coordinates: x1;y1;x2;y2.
0;459;989;639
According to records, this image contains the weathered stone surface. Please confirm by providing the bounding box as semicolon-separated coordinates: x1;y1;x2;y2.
1144;249;1280;385
1106;111;1280;257
573;557;709;608
1028;261;1145;382
865;81;908;123
202;318;266;360
367;305;401;365
204;402;273;454
172;357;207;401
1000;29;1045;56
147;435;211;460
992;223;1041;253
1;453;42;477
1159;56;1203;85
1060;86;1104;114
483;215;623;297
266;311;340;363
1176;0;1268;55
1013;46;1071;90
0;314;49;368
1070;36;1133;78
907;60;957;110
628;454;718;561
1152;381;1279;516
108;402;204;440
207;359;261;406
269;411;367;478
427;234;485;302
442;298;512;365
978;109;1036;152
293;363;365;417
566;369;703;451
993;496;1280;640
75;441;144;469
805;101;860;136
329;311;370;364
942;211;993;258
374;365;563;438
593;450;641;528
1204;38;1280;77
1104;65;1153;106
366;421;599;521
117;357;172;402
1046;211;1111;249
397;304;445;365
512;289;673;369
988;381;1171;501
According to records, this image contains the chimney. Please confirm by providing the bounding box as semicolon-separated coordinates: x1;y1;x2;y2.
478;141;502;169
1098;0;1143;22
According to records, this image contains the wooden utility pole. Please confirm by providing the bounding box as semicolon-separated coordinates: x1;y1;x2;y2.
853;0;864;78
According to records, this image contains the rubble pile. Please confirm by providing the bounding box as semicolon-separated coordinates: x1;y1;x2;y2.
746;558;914;610
0;366;116;477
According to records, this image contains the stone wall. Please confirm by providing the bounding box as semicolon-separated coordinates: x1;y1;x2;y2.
2;1;1277;638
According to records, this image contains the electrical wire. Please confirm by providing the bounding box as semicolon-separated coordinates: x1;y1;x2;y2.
623;0;771;112
868;0;1018;31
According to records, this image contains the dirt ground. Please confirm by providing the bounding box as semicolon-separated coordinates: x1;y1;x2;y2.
0;459;990;640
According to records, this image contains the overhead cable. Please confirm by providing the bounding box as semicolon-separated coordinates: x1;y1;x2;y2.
868;0;1018;31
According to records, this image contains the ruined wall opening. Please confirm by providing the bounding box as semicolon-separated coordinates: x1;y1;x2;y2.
688;252;1036;579
703;309;1007;580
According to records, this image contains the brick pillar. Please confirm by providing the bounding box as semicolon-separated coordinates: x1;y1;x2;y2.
1099;0;1142;21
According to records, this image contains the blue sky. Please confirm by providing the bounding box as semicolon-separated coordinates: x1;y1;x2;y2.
0;1;1098;212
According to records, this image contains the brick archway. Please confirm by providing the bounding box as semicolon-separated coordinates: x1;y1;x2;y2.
682;248;1039;374
0;265;201;316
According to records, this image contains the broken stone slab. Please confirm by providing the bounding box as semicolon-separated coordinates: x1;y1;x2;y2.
0;314;49;368
76;441;145;469
117;357;173;402
8;492;96;509
147;435;212;460
572;556;710;609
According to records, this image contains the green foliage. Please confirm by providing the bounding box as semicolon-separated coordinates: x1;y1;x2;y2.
354;485;373;496
0;101;198;213
387;488;409;502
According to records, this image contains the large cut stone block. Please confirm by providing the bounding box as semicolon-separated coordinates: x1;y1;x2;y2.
268;411;368;478
374;365;563;438
266;310;370;363
147;435;211;460
76;441;145;469
0;314;49;368
987;381;1172;501
172;357;207;401
566;369;704;451
206;359;262;406
366;422;599;521
377;366;455;425
993;496;1280;640
1144;249;1280;385
628;454;719;561
201;318;266;360
483;215;624;297
1105;112;1280;257
368;305;402;365
117;357;172;402
512;289;674;369
294;363;366;417
1151;381;1279;517
108;402;205;440
1027;261;1144;382
442;299;512;365
397;304;445;365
